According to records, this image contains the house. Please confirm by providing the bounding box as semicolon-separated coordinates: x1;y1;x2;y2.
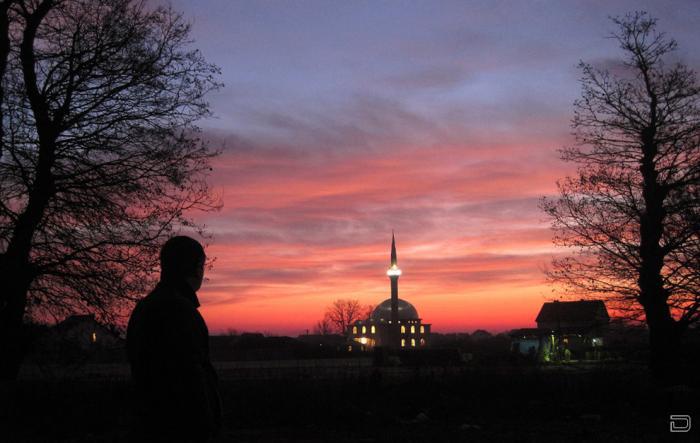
536;299;610;332
55;314;123;350
510;300;610;361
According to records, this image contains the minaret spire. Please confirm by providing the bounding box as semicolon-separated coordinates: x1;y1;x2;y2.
387;231;401;348
387;231;401;277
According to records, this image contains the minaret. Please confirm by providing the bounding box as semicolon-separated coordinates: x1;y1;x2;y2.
386;231;402;347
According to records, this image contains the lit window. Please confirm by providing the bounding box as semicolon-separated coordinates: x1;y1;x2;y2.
348;345;352;352
371;325;376;334
420;325;425;334
401;325;406;333
91;332;97;343
353;326;358;334
362;326;366;334
410;325;415;334
420;338;426;346
401;339;406;347
411;338;416;347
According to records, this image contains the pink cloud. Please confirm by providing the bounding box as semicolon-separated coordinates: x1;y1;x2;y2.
189;128;572;335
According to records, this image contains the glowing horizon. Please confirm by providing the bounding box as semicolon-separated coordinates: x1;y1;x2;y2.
163;0;700;336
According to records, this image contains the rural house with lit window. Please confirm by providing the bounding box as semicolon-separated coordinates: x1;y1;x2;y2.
510;300;610;361
55;314;123;350
348;233;431;350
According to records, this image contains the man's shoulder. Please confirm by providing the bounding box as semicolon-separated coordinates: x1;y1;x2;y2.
131;286;163;316
134;284;201;322
127;285;203;343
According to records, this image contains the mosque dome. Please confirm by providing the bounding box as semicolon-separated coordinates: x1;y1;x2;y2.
371;298;419;321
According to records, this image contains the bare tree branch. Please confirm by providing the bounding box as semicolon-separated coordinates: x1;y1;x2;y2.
0;0;221;379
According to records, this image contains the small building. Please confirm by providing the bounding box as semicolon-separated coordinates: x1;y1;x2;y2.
55;314;122;350
536;299;610;332
347;233;431;350
510;300;610;361
508;328;541;357
29;314;124;365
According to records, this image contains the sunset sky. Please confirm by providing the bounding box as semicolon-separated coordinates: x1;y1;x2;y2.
168;0;700;335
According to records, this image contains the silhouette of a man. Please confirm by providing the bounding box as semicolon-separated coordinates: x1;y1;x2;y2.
127;236;221;442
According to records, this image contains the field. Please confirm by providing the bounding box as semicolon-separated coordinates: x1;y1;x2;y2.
1;360;698;442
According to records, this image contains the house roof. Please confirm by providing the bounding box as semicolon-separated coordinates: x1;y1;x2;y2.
536;300;609;324
58;314;99;330
56;314;122;337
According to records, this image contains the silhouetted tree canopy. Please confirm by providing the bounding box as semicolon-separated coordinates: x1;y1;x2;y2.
317;299;372;335
542;12;700;380
0;0;221;378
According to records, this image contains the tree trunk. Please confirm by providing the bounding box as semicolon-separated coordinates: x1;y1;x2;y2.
644;300;682;383
0;1;12;158
0;148;55;379
637;98;679;382
0;261;32;380
0;1;57;380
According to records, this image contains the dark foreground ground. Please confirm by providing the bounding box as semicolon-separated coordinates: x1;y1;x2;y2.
1;363;698;442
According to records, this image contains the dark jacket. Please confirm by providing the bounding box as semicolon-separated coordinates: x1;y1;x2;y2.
127;279;221;442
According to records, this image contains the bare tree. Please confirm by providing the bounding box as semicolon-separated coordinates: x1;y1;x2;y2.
542;12;700;381
312;317;333;336
363;303;375;321
319;299;367;334
0;0;221;379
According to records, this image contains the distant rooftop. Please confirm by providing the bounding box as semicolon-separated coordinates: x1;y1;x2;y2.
536;300;609;324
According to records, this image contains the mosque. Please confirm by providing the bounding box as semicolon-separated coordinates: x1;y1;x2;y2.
348;233;431;350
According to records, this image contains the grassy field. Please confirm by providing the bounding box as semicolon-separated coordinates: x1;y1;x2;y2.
1;363;698;442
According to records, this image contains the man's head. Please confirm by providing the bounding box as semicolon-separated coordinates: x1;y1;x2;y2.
160;236;206;291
